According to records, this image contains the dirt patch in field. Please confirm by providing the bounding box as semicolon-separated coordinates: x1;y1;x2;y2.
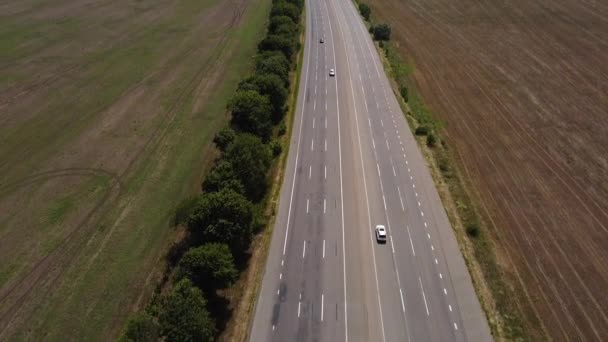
365;0;608;339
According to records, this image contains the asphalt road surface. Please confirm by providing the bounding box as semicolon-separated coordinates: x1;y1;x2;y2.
249;0;493;340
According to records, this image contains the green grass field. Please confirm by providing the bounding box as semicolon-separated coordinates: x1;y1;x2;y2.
0;0;271;339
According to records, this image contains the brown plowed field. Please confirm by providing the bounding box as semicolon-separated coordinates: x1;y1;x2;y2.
366;0;608;340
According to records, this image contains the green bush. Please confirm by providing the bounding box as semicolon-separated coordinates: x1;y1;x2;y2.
228;90;272;141
258;34;297;61
238;74;288;123
202;160;245;195
399;85;409;102
371;23;391;41
213;127;236;151
466;223;480;238
415;125;429;136
177;243;238;292
359;3;371;21
256;52;290;85
187;188;254;255
426;132;437;147
270;2;301;24
270;140;282;157
278;122;287;136
120;311;159;342
159;279;216;342
225;133;272;200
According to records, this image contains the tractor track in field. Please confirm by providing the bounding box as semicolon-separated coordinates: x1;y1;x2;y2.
0;0;250;335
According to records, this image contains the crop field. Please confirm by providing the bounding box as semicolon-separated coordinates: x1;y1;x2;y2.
365;0;608;340
0;0;271;339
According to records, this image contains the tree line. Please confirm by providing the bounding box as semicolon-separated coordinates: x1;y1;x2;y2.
120;0;304;340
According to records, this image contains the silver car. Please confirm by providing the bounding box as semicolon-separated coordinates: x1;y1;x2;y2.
329;68;335;77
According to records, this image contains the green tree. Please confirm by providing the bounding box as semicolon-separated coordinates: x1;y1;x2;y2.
177;243;238;291
213;127;236;151
359;3;371;21
256;52;290;86
228;90;272;141
258;34;296;60
269;15;296;33
239;74;288;122
225;133;272;201
270;2;301;22
120;311;159;342
202;160;244;194
188;188;254;254
159;279;216;342
426;132;437;147
371;23;391;41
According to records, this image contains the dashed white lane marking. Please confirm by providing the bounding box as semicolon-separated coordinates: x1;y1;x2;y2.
444;288;448;295
407;226;416;256
303;241;306;258
311;139;314;151
279;273;282;280
325;117;327;129
368;118;371;127
431;245;434;251
298;301;302;318
324;139;327;151
421;211;424;217
399;288;406;313
372;138;376;149
313;117;315;128
454;323;458;330
397;186;405;211
439;273;443;279
449;304;452;312
281;259;284;266
272;325;276;331
390;238;395;254
323;239;326;258
407;168;411;173
306;199;309;213
380;119;384;127
324;165;327;179
419;277;430;316
405;160;408;165
277;289;280;295
324;198;327;213
417;201;421;207
412;183;415;189
314;100;316;111
321;294;325;322
325;102;327;111
309;166;312;179
385;139;390;150
392;164;396;177
435;258;439;265
427;233;431;239
410;175;413;180
424;222;428;228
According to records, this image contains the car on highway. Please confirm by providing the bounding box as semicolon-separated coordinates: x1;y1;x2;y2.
375;225;387;243
320;38;324;43
329;68;335;77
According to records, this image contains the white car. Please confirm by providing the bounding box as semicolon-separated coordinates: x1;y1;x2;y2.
329;68;335;77
375;225;387;243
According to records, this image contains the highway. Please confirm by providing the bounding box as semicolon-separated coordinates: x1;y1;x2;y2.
249;0;492;340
